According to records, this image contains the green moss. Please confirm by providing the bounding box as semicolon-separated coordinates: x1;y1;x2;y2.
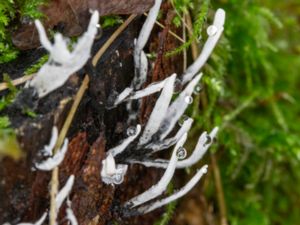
101;16;123;29
24;54;49;75
0;117;22;160
0;74;18;111
166;0;300;224
167;0;210;56
0;0;47;64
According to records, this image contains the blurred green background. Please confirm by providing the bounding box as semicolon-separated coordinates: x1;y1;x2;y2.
178;0;300;224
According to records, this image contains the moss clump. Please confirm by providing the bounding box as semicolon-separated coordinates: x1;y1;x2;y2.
0;0;47;64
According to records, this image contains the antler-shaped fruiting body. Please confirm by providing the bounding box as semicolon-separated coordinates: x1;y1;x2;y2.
28;11;100;98
99;72;219;215
133;0;163;89
99;7;225;216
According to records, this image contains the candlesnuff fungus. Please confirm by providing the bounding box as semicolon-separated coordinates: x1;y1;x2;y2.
98;4;225;216
133;0;163;89
7;0;225;220
100;71;218;215
182;8;226;84
27;11;100;98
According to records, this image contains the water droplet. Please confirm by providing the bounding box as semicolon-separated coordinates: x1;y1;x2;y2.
193;84;202;94
127;126;137;136
113;174;123;184
178;115;189;126
176;147;187;159
174;79;183;93
205;135;212;146
185;96;193;104
207;25;218;36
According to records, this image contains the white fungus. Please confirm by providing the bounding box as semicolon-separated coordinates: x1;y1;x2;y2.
107;125;141;157
101;153;128;185
55;175;75;211
35;138;69;171
138;74;176;145
182;9;226;84
28;11;100;97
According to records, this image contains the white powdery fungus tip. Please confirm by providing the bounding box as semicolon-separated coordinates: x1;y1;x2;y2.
29;11;100;98
182;8;226;84
132;0;163;89
55;175;75;212
108;125;141;157
176;127;219;168
136;165;208;214
125;138;181;208
139;74;176;145
35;138;69;171
101;153;128;185
158;74;202;140
135;0;162;54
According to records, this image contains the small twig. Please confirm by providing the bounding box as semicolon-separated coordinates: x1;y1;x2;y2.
0;74;34;91
169;0;194;35
92;14;137;66
182;14;187;71
186;12;199;60
210;153;228;225
144;13;185;43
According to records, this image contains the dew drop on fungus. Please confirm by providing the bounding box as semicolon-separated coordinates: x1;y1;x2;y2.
193;84;202;94
178;115;190;126
127;126;137;136
176;147;187;159
207;25;218;36
185;96;193;104
113;174;123;184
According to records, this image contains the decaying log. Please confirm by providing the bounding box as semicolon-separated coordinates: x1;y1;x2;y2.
0;2;183;224
12;0;154;50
